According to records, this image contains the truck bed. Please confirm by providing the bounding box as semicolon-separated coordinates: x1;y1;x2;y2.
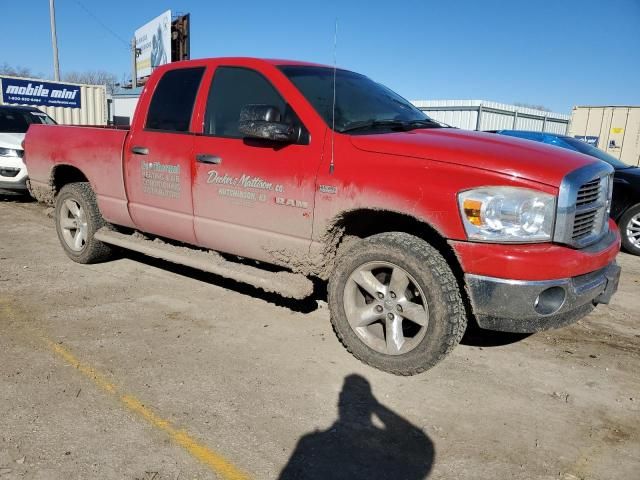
24;124;134;227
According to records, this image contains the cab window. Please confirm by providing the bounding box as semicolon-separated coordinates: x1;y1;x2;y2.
146;67;204;132
204;67;306;141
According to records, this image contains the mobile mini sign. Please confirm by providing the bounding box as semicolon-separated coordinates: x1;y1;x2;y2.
0;77;82;109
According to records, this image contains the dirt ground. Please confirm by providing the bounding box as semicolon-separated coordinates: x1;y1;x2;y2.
1;194;638;480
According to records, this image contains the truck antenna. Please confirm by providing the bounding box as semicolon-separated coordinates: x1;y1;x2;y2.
329;18;338;175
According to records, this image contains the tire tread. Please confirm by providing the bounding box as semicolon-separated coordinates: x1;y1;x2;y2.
328;232;467;375
55;182;113;264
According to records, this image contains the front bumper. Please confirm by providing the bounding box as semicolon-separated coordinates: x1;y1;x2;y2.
0;155;28;191
466;262;621;333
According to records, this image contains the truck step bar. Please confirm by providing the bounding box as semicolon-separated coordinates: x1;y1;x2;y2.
94;228;314;300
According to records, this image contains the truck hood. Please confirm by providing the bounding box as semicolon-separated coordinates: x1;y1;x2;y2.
349;128;597;187
0;132;25;151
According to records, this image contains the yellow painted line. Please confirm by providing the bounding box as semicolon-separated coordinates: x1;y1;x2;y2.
1;300;249;480
44;339;250;480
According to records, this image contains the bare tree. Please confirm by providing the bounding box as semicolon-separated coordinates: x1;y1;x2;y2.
0;63;35;78
62;70;119;95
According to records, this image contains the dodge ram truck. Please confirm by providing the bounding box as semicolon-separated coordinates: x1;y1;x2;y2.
24;58;621;375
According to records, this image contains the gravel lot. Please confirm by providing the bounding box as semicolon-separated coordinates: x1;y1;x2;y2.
1;194;638;480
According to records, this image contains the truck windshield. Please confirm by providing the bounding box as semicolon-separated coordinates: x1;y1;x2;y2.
279;65;441;134
0;108;57;133
559;136;630;170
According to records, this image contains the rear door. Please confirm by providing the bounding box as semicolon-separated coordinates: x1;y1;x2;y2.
191;65;323;261
124;67;205;244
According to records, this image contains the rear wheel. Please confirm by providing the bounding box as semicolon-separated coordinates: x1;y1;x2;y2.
55;182;113;264
620;204;640;256
328;232;467;375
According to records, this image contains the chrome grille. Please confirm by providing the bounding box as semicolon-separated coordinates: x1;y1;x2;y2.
570;175;609;245
571;177;606;242
0;167;20;178
576;178;601;206
572;210;597;240
554;163;614;248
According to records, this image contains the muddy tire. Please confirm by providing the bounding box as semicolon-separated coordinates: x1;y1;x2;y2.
55;182;113;264
328;232;466;375
619;204;640;256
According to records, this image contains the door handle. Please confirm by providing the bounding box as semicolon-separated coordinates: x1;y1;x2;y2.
131;146;149;155
196;153;222;164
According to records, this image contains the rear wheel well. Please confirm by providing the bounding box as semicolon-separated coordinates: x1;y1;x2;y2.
51;165;89;194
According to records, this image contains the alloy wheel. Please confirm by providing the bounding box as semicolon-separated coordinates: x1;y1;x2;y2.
626;213;640;249
59;199;88;252
343;261;429;355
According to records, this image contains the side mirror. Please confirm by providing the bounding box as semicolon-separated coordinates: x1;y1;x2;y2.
238;104;296;143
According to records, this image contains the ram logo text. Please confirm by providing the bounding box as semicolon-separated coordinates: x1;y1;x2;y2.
276;197;309;209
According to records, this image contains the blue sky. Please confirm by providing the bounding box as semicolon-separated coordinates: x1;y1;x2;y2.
3;0;639;113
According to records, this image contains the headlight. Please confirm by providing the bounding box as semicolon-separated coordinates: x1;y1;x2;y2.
0;148;23;157
458;187;556;242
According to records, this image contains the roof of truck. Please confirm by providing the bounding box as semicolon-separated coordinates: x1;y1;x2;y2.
171;57;333;69
263;58;332;68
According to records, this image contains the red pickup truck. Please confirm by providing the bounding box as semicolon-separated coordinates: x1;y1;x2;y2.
25;57;621;375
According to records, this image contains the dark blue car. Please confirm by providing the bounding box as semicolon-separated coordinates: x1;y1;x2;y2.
492;130;640;256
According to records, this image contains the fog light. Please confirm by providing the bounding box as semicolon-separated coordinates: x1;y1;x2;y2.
534;286;566;315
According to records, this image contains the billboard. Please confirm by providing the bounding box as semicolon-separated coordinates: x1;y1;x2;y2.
135;10;171;80
0;77;82;108
171;14;191;63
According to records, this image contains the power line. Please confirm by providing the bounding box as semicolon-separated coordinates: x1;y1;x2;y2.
72;0;130;49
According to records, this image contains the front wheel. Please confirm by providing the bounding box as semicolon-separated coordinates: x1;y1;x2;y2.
328;232;467;375
620;204;640;256
55;182;113;264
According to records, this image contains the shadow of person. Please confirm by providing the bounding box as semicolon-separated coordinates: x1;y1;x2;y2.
278;374;434;480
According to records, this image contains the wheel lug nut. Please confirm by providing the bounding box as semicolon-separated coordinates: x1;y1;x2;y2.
396;305;403;312
375;305;383;313
390;291;396;299
387;313;394;320
377;292;384;299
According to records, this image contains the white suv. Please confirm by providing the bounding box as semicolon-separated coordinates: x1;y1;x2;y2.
0;105;56;192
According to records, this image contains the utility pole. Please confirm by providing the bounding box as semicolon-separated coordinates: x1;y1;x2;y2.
49;0;60;80
131;38;138;88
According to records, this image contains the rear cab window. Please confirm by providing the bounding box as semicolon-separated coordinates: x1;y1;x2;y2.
146;67;205;132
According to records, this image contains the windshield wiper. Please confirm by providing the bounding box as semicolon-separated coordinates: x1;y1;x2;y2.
339;118;444;133
401;119;446;130
339;119;404;133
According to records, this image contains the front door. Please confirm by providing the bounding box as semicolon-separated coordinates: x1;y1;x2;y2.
192;66;323;263
124;67;205;244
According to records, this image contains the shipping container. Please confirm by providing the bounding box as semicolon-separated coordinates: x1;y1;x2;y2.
411;100;569;135
568;106;640;167
0;75;107;126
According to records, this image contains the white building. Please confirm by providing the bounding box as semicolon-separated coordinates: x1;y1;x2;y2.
107;86;143;126
412;99;570;134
